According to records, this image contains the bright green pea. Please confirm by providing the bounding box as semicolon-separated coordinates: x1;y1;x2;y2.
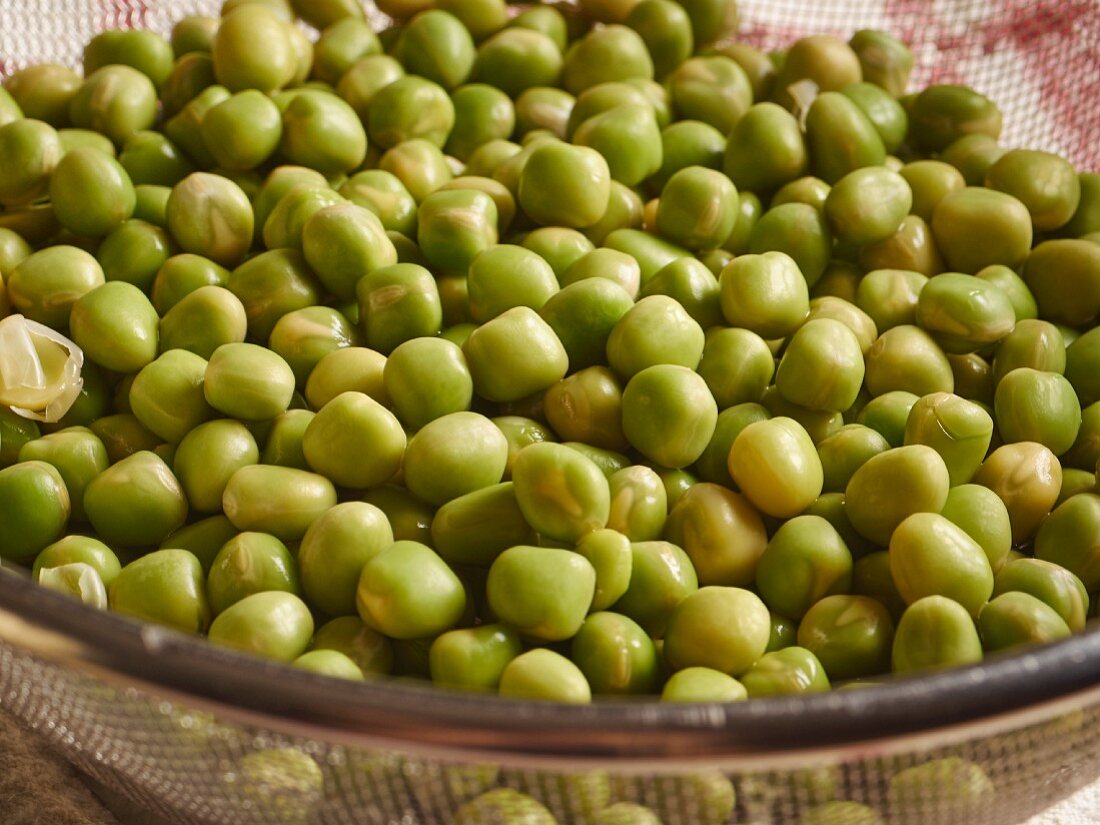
756;515;852;618
560;24;652;95
563;247;641;298
0;461;70;563
355;264;442;354
429;623;522;692
839;81;908;152
268;307;360;385
464;306;569;402
49;147;135;237
173;419;258;513
0;120;62;208
368;75;455;150
623;0;691;79
1024;239;1100;329
804;92;885;185
126;349;217;444
109;549;209;633
167;173;253;267
992;319;1064;386
572;610;660;695
664;586;770;675
69;65;158;145
749;202;832;287
890;512;994;617
694;329;773;412
797;595;894;681
729;417;823;519
994;368;1081;456
498;650;593;705
612;540;698;637
979;591;1071;652
519;142;611;229
606;295;704;379
229;250;323;342
311;615;393;676
740;647;830;697
159;285;248;360
96;219;172;293
33;533;117;591
208;591;313;662
1035;493;1100;591
280;90;367;175
718;251;809;339
301;391;405;489
400;10;475;90
865;325;954;398
446;85;515;162
468;244;558;323
198;90;282;172
667;56;749;135
892;595;982;674
573;103;662;188
403;411;508;505
85;451;188;548
204;343;295;421
357;540;466;639
722;103;806;196
994;558;1088;633
471;28;563;98
845;445;950;547
431;482;534;567
67;282;158;376
6;245;105;329
206;532;300;616
223;464;337;542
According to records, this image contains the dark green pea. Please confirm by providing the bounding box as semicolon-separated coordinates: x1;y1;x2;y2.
151;253;229;314
84;28;174;89
667;56;750;135
979;591;1071;652
49;147;135;238
651;120;725;194
174;420;258;514
471;29;563;98
741;646;830;697
797;594;893;680
543;367;627;452
0;461;70;563
310;615;393;676
932;186;1033;274
749;202;832;287
3;64;81;127
845;444;949;546
1065;401;1100;471
573;611;660;694
69;281;158;374
171;15;218;57
858;214;945;278
892;595;982;673
96;219;172;293
994;368;1081;456
947;353;995;406
430;481;532;567
1024;239;1100;328
994;557;1088;633
852;551;906;620
717;192;762;258
910;84;1003;152
228;249;322;341
129;349;215;444
803;92;885;185
69;65;158;145
85;451;188;547
109;549;209;633
298;502;393;617
159;517;236;577
603;228;690;284
918;270;1017;351
87;413;159;464
900;160;966;224
117;131;194;188
722;103;806;197
206;532;299;616
1061;171;1100;238
19;428;107;523
1057;468;1096;507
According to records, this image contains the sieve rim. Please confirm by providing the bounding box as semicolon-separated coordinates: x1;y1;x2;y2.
3;566;1099;760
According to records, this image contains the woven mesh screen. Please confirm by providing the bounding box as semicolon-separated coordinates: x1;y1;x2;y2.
1;2;1099;822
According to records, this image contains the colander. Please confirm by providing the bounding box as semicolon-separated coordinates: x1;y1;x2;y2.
1;2;1099;823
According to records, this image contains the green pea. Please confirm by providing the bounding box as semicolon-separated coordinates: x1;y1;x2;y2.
909;83;1003;152
728;417;822;519
466;245;558;324
563;247;641;299
936;485;1012;580
261;410;315;470
650;120;725;196
212;4;297;93
931;186;1033;274
93;220;170;295
982;147;1080;233
6;245;104;329
167;173;253;267
902;393;993;487
1024;239;1100;329
749;202;832;288
509;441;610;543
865;325;954;398
890;512;994;617
718;251;809;339
915;273;1016;356
378;338;467;430
974;442;1062;545
667;56;749;135
33;536;119;591
839;81;908;153
87;413;159;464
755;515;853;619
892;596;982;674
69;65;158;145
357;540;465;639
740;646;830;697
771;176;830;212
823;167;911;248
279;90;367;175
208;591;313;662
17;429;104;526
994;558;1088;633
1035;493;1100;591
858;214;944;278
109;548;209;633
660;667;746;703
173;419;258;513
693;404;767;489
573;103;662;188
301;391;405;490
85;451;188;547
720;104;805;197
796;594;893;681
170;14;218;56
417;188;498;273
48;147;136;238
539;278;633;373
204;343;295;421
151;254;228;314
0;461;70;563
194;91;281;172
541;367;626;453
652;167;737;251
804;92;885;185
206;532;300;616
613;541;698;637
292;650;364;681
776;319;865;413
665;483;766;588
605;465;667;542
159;515;237;575
427;623;521;691
572;611;660;694
607;296;704;379
3;64;81;127
464;306;569;403
979;591;1072;653
994;368;1081;456
160;52;216;119
430;482;532;567
1065;402;1100;470
402;411;508;506
844;445;950;547
223;464;337;542
311;615;393;676
603;228;690;284
518;142;611;229
159;285;248;360
366;75;455;152
620;364;717;469
66;283;157;378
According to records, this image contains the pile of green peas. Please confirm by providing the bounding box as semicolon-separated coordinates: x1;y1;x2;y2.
1;0;1099;733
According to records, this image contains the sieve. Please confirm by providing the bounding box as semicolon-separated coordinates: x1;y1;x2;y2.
1;1;1099;823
